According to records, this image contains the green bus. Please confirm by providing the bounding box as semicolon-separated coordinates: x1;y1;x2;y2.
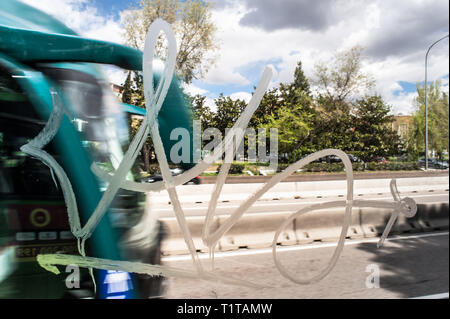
0;0;193;299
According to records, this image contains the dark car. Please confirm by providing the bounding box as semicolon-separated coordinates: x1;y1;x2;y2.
347;154;363;163
142;168;201;185
313;155;339;163
315;154;363;163
435;160;449;169
419;158;449;169
326;155;342;163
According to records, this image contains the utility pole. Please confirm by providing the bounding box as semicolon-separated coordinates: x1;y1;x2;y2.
424;34;449;170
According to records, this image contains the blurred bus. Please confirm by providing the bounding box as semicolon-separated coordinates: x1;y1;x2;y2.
0;0;192;299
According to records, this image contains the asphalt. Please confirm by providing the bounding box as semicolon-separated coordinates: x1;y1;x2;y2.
155;190;449;218
162;231;449;299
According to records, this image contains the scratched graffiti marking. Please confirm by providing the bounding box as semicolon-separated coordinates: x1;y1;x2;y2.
21;19;417;290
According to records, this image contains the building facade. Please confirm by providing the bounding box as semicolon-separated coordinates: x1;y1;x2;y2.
392;115;412;140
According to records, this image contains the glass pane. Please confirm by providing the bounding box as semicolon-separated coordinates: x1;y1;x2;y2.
0;65;77;298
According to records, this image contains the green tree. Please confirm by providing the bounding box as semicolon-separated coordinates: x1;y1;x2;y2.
123;0;218;83
278;60;312;111
189;94;215;150
352;95;403;161
128;70;154;173
263;99;314;162
408;80;449;159
291;61;311;95
129;116;154;173
278;84;315;156
122;0;218;171
310;46;374;153
213;94;247;134
313;46;374;112
131;71;146;107
257;61;315;161
191;94;214;129
121;71;133;104
250;87;280;128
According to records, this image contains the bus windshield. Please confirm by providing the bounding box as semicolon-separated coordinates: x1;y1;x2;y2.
39;66;139;182
0;64;62;199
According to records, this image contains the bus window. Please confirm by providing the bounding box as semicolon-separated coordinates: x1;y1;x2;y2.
1;64;164;298
0;65;77;298
38;66;138;179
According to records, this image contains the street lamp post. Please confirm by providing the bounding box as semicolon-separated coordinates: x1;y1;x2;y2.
424;34;449;170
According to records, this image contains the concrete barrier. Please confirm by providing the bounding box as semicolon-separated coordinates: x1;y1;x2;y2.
358;207;420;237
294;208;364;242
417;202;449;231
218;213;297;251
160;202;449;255
160;217;219;255
151;176;449;204
200;171;449;184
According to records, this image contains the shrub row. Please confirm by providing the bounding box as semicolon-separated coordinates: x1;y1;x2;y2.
216;161;421;175
365;161;420;171
283;161;420;173
216;163;245;174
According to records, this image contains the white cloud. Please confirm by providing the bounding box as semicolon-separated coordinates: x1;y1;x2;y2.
229;91;252;103
204;97;218;113
19;0;449;116
182;83;208;96
202;0;449;115
21;0;127;85
21;0;124;43
203;66;250;86
386;91;419;116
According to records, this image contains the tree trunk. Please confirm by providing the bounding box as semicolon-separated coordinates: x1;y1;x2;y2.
143;143;150;173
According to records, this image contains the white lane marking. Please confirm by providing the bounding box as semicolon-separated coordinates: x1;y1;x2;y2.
153;193;449;212
162;231;449;262
410;292;449;299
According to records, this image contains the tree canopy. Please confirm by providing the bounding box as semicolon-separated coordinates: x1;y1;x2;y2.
123;0;218;83
408;80;449;159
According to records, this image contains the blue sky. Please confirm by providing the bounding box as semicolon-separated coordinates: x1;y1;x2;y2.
91;0;138;17
21;0;449;115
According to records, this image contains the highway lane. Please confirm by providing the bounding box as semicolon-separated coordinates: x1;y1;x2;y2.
152;189;449;218
161;231;449;299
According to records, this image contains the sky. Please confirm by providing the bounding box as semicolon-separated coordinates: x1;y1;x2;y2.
20;0;449;115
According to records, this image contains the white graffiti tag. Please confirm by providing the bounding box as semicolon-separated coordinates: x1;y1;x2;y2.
26;19;417;290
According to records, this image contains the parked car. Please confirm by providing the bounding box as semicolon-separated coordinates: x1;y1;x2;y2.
326;155;342;163
431;159;449;169
347;154;364;163
312;155;339;163
142;168;200;185
418;158;449;169
315;154;363;163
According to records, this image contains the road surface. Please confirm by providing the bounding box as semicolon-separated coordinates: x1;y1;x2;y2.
153;189;449;218
161;231;449;299
151;175;448;298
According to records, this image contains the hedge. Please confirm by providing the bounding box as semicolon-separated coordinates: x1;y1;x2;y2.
276;161;419;173
212;161;420;175
216;163;245;174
